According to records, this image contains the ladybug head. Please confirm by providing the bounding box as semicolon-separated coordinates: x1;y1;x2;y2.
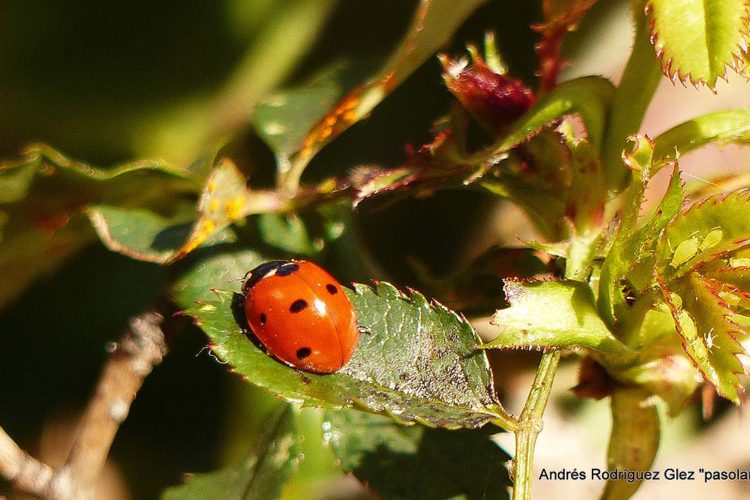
241;260;300;293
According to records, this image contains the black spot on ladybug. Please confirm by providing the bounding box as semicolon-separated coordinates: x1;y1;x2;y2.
259;313;267;325
290;299;308;313
276;263;300;277
296;347;312;359
326;284;338;294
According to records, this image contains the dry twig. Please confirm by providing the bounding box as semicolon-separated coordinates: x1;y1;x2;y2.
0;310;167;499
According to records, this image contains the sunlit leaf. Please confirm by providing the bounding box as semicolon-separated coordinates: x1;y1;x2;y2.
601;0;662;191
614;293;701;414
88;160;289;263
598;138;683;324
486;280;634;360
653;109;750;167
170;160;286;261
492;76;614;152
656;190;750;282
647;0;750;89
173;250;512;429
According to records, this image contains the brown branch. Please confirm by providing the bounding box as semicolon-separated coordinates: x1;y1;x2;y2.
0;426;55;496
0;310;167;499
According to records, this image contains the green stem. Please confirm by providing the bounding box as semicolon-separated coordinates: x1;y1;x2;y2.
511;220;597;498
512;349;561;500
278;152;311;195
601;0;662;193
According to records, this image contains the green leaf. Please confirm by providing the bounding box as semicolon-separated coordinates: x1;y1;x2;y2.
656;190;750;282
617;355;700;416
598;139;683;325
251;61;372;159
602;387;660;500
657;272;745;404
620;164;684;292
706;264;750;291
324;410;511;500
172;247;268;308
480;130;573;240
647;0;750;89
0;145;195;307
0;156;39;204
614;294;700;414
173;251;511;429
270;0;487;190
256;213;317;255
486;280;634;360
652;109;750;167
88;160;288;263
492;76;614;153
88;203;198;264
162;406;301;500
170;160;287;261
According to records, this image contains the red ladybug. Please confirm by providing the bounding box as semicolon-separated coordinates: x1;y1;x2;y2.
241;260;359;374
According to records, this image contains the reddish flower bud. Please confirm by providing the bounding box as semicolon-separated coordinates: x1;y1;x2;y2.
441;51;536;135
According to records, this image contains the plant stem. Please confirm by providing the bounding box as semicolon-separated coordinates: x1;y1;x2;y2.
511;221;592;497
511;349;561;500
0;426;55;496
600;0;662;193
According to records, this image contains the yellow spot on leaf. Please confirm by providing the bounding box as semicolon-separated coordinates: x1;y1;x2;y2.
224;198;245;220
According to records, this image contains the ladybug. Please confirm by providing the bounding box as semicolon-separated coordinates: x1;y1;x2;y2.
241;260;359;374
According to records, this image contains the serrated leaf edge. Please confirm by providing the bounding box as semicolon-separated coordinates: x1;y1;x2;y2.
646;0;750;89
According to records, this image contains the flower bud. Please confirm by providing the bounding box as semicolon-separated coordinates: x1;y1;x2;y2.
441;50;535;135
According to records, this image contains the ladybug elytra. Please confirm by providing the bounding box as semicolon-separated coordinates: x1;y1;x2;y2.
241;260;359;374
